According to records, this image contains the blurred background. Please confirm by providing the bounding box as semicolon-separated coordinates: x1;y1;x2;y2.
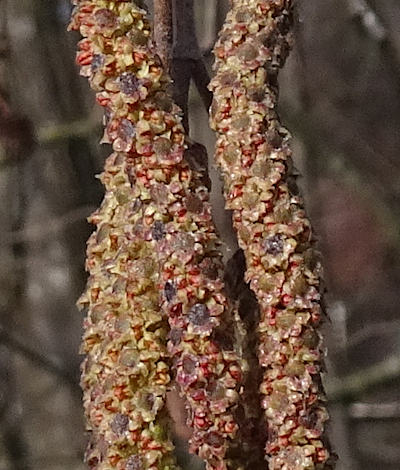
0;1;399;469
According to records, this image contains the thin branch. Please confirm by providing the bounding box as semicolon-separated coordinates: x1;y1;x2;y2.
327;355;400;402
346;0;386;41
37;118;100;145
344;320;400;351
172;0;212;130
0;322;78;388
190;59;212;111
2;204;95;245
153;0;173;72
349;401;400;419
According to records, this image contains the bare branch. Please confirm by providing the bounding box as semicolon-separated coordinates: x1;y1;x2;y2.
2;204;95;245
153;0;173;72
349;401;400;419
327;355;400;402
0;322;77;388
37;118;100;145
171;0;212;130
346;0;386;41
190;59;212;111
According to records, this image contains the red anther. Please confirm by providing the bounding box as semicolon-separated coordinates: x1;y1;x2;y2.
146;441;163;451
279;436;289;447
78;39;92;51
200;363;212;378
311;311;321;324
90;288;100;302
191;389;206;401
109;455;121;466
104;399;117;413
77;51;93;65
133;51;146;65
96;95;111;107
80;4;95;14
188;266;200;276
180;168;190;181
279;353;287;365
177;208;187;218
224;421;237;434
129;430;140;442
231;187;243;199
177;279;187;289
170;303;182;316
282;294;292;305
194;416;208;429
114;385;129;400
268;307;277;319
242;156;254;168
317;448;329;462
229;367;241;382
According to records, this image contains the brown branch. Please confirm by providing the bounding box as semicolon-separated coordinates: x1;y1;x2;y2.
190;59;212;111
153;0;173;72
0;322;77;388
346;0;386;41
327;355;400;402
349;401;400;419
172;0;212;130
2;204;95;245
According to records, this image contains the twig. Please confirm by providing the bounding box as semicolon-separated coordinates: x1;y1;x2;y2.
349;401;400;419
153;0;173;72
190;59;212;111
2;204;95;245
344;320;400;350
172;0;212;130
37;118;100;145
0;323;77;387
346;0;386;41
345;0;400;93
327;355;400;402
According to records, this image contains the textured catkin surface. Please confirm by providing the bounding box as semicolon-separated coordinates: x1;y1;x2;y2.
210;1;335;469
70;1;245;469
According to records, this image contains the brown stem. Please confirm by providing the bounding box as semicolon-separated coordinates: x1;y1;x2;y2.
153;0;173;72
172;0;212;130
190;59;212;111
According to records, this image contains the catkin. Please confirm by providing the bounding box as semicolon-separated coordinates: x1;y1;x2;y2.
210;1;335;468
70;1;244;469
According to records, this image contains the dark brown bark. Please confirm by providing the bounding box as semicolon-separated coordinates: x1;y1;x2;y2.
153;0;173;72
172;0;212;130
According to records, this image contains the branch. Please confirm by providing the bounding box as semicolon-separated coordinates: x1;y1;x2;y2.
153;0;173;72
349;401;400;419
37;118;100;145
346;0;386;41
172;0;212;130
327;355;400;402
0;322;77;388
2;204;95;245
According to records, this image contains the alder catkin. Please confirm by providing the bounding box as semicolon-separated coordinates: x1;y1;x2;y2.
210;1;335;468
70;2;244;469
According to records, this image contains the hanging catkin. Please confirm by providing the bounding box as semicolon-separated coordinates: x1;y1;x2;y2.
70;1;244;469
210;1;335;468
